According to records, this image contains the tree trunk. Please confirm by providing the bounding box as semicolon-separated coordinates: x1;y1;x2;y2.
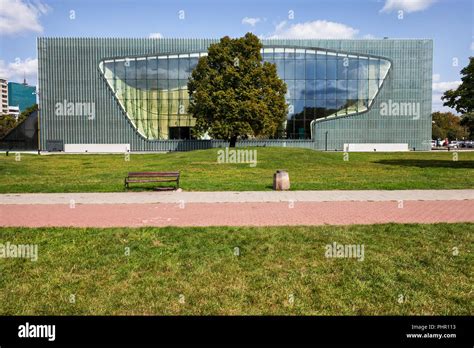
229;135;237;148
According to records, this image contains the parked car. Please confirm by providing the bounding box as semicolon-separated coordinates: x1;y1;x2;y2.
447;141;459;149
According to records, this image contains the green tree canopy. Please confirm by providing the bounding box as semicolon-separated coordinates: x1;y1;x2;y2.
460;113;474;139
442;57;474;114
187;33;288;147
432;111;468;140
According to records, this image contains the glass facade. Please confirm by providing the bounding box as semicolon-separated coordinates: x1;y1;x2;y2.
99;53;204;139
99;47;391;140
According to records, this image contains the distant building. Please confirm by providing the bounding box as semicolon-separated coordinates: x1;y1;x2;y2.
8;105;20;119
0;78;8;115
8;80;36;113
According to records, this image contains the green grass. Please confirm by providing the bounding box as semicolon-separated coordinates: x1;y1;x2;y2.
0;223;472;315
0;148;473;192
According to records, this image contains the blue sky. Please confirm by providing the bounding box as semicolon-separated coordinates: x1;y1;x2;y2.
0;0;472;112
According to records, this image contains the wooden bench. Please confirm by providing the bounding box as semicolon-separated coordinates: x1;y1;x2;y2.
125;171;180;190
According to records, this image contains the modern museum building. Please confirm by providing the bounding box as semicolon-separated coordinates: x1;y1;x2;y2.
37;38;433;152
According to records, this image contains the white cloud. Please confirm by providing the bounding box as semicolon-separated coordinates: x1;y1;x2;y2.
470;41;474;51
431;80;461;113
432;80;461;93
380;0;436;13
242;17;261;27
149;32;163;39
0;0;50;35
267;20;359;39
0;57;38;84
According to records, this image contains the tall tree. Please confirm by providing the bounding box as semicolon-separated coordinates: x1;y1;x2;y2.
442;57;474;114
460;113;474;139
187;33;288;147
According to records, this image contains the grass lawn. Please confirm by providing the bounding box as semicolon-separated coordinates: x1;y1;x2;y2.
0;148;473;192
0;223;472;315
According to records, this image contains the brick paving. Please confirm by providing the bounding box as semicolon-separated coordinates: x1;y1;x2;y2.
1;200;473;227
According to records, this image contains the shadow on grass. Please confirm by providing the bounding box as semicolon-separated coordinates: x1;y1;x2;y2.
375;159;474;169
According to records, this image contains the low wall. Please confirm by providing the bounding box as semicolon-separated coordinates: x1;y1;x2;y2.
343;143;409;152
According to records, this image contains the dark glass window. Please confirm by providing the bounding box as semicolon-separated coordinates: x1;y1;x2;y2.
295;49;305;59
369;58;379;80
274;50;285;60
146;58;157;79
168;58;179;79
306;60;316;80
348;57;358;79
294;100;305;115
348;80;358;99
189;57;199;70
285;48;295;59
295;60;305;79
157;59;168;79
136;59;147;80
326;80;337;100
179;58;190;79
358;79;369;100
168;80;180;90
294;80;305;99
169;127;191;139
305;80;316;99
125;58;136;80
337;56;348;80
326;57;337;80
336;80;348;100
315;80;326;99
285;60;295;79
275;60;285;78
316;60;326;79
358;58;369;80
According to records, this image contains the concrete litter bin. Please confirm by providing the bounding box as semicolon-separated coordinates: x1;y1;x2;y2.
273;170;290;191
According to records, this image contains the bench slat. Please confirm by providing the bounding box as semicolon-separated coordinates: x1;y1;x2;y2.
125;171;180;189
126;179;178;183
128;172;179;177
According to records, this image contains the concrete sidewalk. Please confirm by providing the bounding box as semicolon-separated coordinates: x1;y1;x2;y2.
1;189;473;205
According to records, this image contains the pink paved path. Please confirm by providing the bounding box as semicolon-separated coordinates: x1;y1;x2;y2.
1;201;473;227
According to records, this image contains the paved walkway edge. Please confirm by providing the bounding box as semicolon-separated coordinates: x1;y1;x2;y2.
1;190;473;205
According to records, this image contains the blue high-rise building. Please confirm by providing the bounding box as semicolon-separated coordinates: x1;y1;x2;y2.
8;81;36;113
